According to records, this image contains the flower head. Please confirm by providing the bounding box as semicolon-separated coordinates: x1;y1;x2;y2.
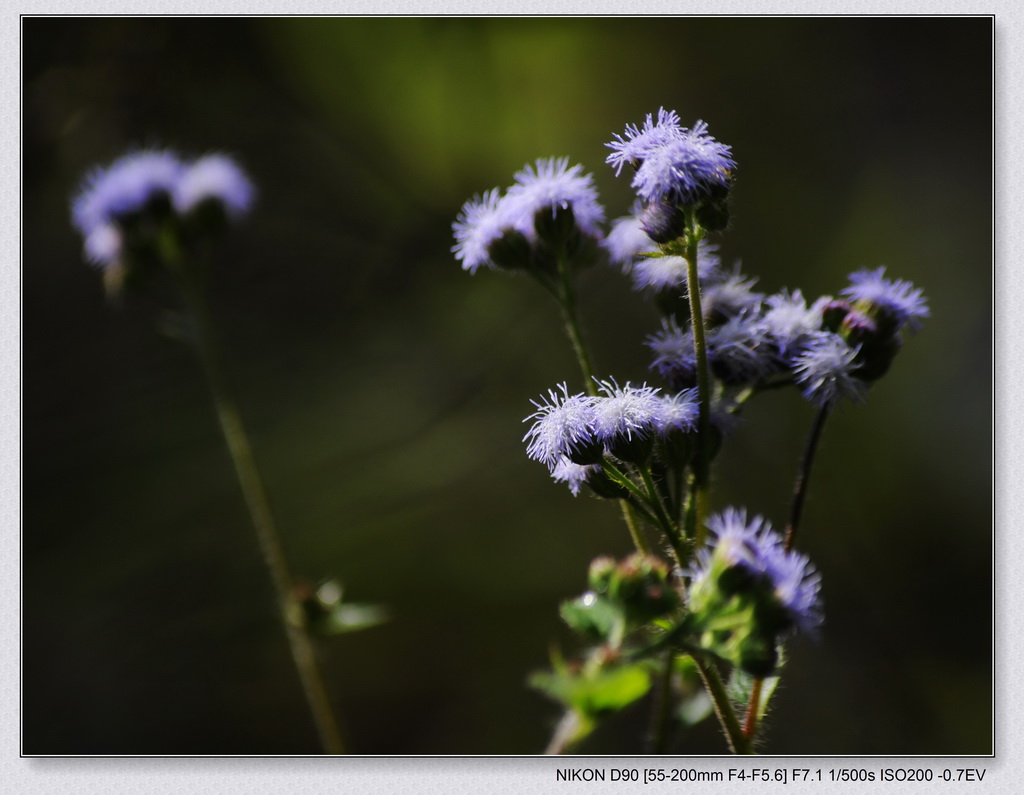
72;150;184;238
504;157;605;239
605;108;686;176
591;378;664;444
630;241;722;293
523;383;600;469
71;149;254;271
706;312;775;385
630;121;736;206
452;189;514;274
694;507;822;634
791;332;868;408
762;289;828;360
840;267;929;333
647;320;697;390
173;154;255;218
701;268;763;320
551;458;599;497
603;210;658;271
650;389;699;434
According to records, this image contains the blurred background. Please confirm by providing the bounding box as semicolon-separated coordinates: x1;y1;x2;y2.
22;17;991;755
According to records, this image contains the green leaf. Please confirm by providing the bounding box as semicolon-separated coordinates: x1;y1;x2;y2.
530;662;653;718
578;665;652;715
560;594;621;641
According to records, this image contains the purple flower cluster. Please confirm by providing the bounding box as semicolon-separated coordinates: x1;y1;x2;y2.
606;109;735;207
522;380;699;494
642;265;927;408
71;149;254;268
694;507;822;634
452;157;605;274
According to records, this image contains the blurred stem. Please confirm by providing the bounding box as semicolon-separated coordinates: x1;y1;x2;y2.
784;405;831;552
555;254;598;397
545;710;592;755
181;274;347;755
649;650;676;754
693;656;752;755
682;223;711;550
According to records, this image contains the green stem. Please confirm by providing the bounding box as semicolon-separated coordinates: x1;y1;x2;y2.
649;650;676;754
184;283;347;755
556;255;597;396
637;464;688;568
784;404;831;552
682;224;712;549
619;501;651;555
693;656;752;755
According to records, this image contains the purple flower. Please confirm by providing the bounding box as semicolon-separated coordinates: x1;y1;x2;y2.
841;267;929;333
591;378;664;444
452;188;514;274
696;508;822;633
647;320;697;390
762;290;828;360
551;458;599;497
71;149;255;269
706;313;775;385
603;210;658;271
173;154;255;218
650;389;699;433
701;268;763;319
631;241;722;293
791;332;868;408
504;157;605;239
629;121;736;206
72;150;184;234
605;108;686;176
522;383;600;469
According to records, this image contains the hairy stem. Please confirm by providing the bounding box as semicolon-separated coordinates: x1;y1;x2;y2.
742;676;764;742
693;656;752;755
682;225;712;549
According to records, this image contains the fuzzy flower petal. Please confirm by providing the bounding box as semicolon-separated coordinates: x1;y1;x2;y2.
504;157;605;238
630;120;736;205
605;107;686;176
71;150;185;236
522;383;599;469
697;508;822;633
631;241;722;293
650;389;699;433
762;290;828;360
452;188;512;274
591;378;664;443
173;154;255;217
706;312;776;385
551;458;599;497
840;267;930;333
603;210;658;271
647;320;698;390
792;332;868;408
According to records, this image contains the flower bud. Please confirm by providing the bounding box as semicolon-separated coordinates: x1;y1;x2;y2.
639;199;688;244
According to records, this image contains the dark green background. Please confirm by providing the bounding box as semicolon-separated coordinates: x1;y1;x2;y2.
23;17;992;755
